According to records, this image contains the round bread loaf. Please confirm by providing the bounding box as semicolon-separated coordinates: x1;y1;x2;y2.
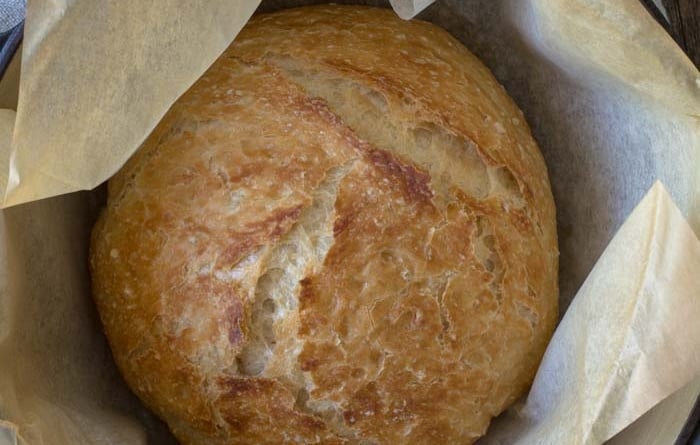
90;5;558;445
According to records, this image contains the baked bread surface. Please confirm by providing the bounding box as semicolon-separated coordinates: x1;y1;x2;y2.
90;5;558;444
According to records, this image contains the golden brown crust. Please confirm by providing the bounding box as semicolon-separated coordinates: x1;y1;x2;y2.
90;5;558;445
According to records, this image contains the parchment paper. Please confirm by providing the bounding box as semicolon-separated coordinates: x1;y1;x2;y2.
480;182;700;444
1;1;699;444
1;0;261;206
389;0;435;19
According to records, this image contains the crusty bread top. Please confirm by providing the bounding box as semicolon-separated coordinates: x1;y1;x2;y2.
90;5;558;445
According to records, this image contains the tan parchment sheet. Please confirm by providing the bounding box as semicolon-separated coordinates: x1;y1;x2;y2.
0;1;699;444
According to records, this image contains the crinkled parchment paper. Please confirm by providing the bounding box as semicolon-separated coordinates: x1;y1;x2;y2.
1;1;699;444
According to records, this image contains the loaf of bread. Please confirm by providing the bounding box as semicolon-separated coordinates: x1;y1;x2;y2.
90;5;558;444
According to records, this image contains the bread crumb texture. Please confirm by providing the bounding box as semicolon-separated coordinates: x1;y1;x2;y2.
90;5;558;445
